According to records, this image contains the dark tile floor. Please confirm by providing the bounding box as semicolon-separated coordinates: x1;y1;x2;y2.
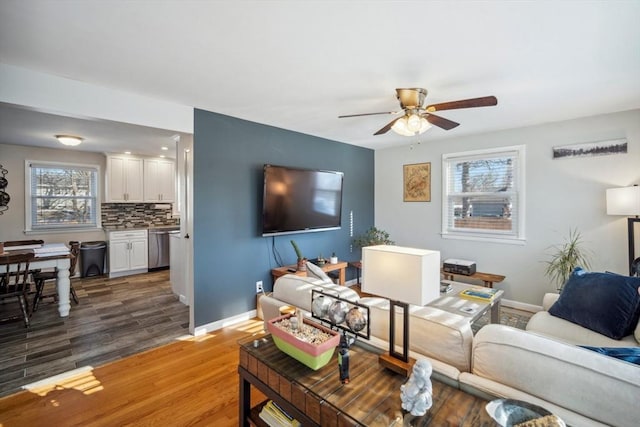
0;270;189;397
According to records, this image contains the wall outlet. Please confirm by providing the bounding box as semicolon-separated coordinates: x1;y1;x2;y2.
256;281;264;294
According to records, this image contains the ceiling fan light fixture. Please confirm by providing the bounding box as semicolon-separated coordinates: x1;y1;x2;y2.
55;135;83;146
407;114;421;132
391;115;431;136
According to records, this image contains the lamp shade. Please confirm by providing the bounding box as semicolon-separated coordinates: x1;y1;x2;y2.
362;245;440;306
606;186;640;216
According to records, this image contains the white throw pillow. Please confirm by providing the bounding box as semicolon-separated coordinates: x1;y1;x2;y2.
306;261;332;283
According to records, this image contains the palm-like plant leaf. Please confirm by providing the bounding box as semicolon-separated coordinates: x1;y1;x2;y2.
545;229;592;291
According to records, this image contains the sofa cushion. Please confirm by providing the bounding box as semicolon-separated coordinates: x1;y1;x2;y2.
273;274;358;312
526;311;639;347
305;261;332;282
548;268;640;340
579;346;640;366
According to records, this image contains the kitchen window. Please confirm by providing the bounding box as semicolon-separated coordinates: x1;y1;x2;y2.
25;161;100;231
441;145;525;244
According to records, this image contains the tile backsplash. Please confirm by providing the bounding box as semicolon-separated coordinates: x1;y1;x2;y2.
101;203;179;228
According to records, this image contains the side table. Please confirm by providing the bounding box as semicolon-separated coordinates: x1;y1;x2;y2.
348;260;362;284
271;260;348;285
441;269;505;288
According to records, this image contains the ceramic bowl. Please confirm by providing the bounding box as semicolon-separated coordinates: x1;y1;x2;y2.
485;399;565;427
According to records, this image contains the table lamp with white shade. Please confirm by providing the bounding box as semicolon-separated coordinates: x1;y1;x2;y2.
362;245;440;376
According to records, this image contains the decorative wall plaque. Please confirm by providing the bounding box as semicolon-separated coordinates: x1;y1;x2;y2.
403;162;431;202
0;164;9;215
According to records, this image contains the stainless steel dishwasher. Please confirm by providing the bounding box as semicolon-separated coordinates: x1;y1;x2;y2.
148;227;180;269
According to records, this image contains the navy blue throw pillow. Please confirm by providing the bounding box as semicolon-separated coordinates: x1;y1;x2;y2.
549;268;640;340
580;346;640;365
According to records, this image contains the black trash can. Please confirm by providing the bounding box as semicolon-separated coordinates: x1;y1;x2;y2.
80;241;106;278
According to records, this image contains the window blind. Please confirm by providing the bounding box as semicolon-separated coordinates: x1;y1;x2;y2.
443;148;522;239
29;162;99;229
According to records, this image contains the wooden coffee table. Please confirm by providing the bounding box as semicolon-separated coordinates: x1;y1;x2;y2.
238;332;498;426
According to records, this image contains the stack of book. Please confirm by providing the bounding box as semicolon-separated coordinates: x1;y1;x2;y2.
459;287;499;302
33;243;70;257
258;400;301;427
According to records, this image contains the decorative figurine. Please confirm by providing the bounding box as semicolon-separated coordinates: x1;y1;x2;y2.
312;294;333;318
400;358;433;416
345;306;367;332
327;300;348;324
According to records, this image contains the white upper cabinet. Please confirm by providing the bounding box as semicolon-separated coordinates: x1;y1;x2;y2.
105;155;175;203
144;158;175;202
105;155;144;202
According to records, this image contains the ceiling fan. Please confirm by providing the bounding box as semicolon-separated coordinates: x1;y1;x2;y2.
338;88;497;136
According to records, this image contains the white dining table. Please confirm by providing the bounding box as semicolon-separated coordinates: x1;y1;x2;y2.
2;250;72;317
30;253;72;317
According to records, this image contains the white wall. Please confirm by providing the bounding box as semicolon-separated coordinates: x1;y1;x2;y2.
375;109;640;305
0;64;193;133
0;142;107;244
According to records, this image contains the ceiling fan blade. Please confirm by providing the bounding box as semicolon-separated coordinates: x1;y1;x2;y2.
338;111;399;118
374;117;402;135
425;113;459;130
426;96;497;112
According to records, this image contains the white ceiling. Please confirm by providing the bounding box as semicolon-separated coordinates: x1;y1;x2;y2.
0;1;639;155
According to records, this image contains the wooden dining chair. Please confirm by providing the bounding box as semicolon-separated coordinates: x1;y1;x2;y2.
32;241;80;311
0;252;35;328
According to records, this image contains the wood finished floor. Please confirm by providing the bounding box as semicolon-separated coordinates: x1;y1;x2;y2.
0;318;268;427
0;270;189;398
0;278;533;426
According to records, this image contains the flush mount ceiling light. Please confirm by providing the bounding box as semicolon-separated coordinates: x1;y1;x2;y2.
55;135;83;146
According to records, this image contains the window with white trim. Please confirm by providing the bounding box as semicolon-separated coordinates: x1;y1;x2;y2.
26;161;100;231
442;145;525;243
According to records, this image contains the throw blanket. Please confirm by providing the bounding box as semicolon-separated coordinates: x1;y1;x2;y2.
580;346;640;365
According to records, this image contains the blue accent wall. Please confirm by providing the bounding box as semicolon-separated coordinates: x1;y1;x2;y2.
193;109;374;327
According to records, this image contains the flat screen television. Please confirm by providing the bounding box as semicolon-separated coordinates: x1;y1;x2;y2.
262;164;344;236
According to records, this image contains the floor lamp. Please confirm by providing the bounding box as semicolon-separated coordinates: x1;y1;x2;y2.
361;245;440;376
606;185;640;275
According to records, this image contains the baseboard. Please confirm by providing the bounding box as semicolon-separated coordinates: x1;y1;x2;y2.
193;310;257;336
178;294;188;305
344;278;358;286
108;268;148;279
501;298;542;313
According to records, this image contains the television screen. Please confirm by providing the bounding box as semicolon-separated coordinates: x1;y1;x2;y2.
262;164;344;236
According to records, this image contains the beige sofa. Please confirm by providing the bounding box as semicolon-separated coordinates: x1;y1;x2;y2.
460;292;640;427
261;275;640;426
461;324;640;427
526;292;640;347
260;274;474;378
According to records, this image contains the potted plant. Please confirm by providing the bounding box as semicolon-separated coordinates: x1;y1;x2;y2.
545;228;592;292
352;226;394;248
330;252;338;264
290;240;307;271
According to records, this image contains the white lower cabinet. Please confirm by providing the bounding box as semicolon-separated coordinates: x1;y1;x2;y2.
107;230;148;278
